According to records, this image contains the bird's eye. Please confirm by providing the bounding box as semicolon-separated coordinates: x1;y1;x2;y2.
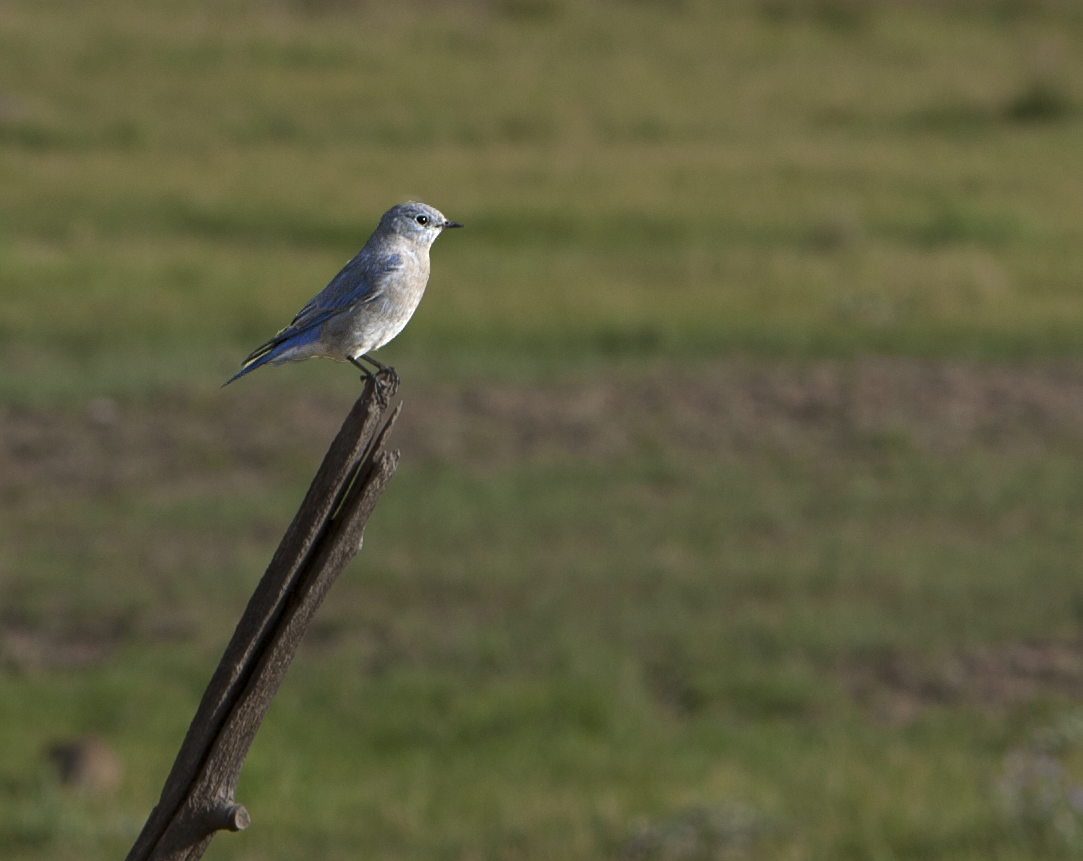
415;214;429;225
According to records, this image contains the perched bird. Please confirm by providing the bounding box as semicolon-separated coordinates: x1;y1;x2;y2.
225;201;462;385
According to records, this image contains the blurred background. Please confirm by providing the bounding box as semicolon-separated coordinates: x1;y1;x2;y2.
3;0;1083;858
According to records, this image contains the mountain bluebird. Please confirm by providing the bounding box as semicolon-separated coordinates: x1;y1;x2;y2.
225;201;462;385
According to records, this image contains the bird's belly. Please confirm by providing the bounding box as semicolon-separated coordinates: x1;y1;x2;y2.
336;293;422;358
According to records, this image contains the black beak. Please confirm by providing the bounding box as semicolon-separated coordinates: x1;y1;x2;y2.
443;220;464;229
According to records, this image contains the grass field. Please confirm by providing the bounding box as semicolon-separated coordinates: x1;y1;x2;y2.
4;1;1083;859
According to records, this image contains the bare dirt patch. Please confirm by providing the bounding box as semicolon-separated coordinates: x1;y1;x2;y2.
393;357;1083;463
0;389;354;503
7;358;1083;505
0;617;123;672
841;639;1083;725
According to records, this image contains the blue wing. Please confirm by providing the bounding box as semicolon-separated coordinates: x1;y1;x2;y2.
285;250;403;333
223;251;403;385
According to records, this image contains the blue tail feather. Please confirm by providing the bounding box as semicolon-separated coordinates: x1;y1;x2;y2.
222;350;277;386
222;336;303;386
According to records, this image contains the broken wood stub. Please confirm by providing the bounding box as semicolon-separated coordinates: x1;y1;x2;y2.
126;371;401;861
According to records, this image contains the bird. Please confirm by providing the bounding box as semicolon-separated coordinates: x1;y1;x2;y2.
224;201;462;386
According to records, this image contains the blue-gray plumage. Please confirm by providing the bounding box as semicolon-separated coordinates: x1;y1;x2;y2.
225;201;462;385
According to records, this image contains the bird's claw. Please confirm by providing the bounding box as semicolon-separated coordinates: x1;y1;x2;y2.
373;367;399;403
350;356;398;403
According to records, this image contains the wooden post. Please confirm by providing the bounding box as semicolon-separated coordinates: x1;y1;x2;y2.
126;371;401;861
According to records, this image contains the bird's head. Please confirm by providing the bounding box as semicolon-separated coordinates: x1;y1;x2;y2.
381;201;463;247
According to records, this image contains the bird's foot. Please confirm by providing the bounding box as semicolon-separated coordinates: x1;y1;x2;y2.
350;356;399;404
373;367;399;403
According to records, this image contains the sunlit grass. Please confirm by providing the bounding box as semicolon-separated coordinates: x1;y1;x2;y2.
2;1;1083;397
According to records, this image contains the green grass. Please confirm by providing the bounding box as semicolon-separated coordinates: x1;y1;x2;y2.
6;425;1083;859
4;0;1083;397
4;1;1083;859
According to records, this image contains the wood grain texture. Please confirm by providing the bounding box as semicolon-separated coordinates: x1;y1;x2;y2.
126;372;400;861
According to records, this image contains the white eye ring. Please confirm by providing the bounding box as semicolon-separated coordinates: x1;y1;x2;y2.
415;214;429;225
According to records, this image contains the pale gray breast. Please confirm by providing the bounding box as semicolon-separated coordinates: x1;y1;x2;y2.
345;247;431;355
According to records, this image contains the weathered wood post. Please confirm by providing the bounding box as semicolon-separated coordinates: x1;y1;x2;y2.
126;371;401;861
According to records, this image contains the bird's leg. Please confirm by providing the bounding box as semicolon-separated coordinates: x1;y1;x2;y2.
349;356;376;380
356;354;391;374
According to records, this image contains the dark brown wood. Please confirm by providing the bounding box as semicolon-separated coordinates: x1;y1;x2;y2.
126;371;401;861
